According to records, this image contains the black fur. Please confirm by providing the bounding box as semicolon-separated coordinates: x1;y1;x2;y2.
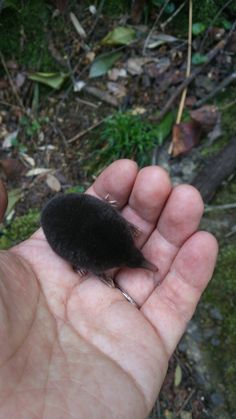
41;193;157;275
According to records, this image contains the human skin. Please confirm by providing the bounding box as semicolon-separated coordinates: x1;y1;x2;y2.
0;160;218;419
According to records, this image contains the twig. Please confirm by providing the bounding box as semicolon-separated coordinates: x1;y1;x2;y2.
76;97;99;108
219;98;236;111
175;388;195;416
176;0;192;124
200;0;234;51
205;203;236;212
68;117;108;143
168;0;192;154
160;0;187;31
83;85;119;107
194;72;236;108
150;37;232;123
143;0;171;54
0;51;27;113
88;0;106;39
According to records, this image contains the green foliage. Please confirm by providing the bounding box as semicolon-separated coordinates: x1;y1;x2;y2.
88;111;171;173
0;209;40;249
20;115;49;137
0;0;61;71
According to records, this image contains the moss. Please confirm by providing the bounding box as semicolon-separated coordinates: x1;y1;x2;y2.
201;245;236;409
0;209;40;249
0;0;61;71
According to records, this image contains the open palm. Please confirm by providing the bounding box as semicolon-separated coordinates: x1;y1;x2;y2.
0;160;218;419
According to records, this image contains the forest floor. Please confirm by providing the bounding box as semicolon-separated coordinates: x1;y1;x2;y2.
0;1;236;417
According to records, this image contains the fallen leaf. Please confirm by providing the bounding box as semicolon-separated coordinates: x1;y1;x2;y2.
2;130;19;149
180;412;192;419
5;189;23;219
28;72;68;90
15;72;26;89
156;111;175;144
46;174;61;192
192;53;208;65
126;57;154;76
146;33;179;49
0;79;9;89
89;52;123;78
174;363;182;387
130;106;146;115
70;12;86;38
0;158;25;179
101;27;136;46
145;57;171;78
21;153;36;167
171;120;202;157
190;105;220;133
192;22;206;35
26;168;51;177
106;82;127;98
108;68;127;81
73;80;86;92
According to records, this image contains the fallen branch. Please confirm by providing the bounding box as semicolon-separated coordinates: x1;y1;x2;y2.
83;85;119;107
194;72;236;108
205;203;236;212
151;24;236;123
0;51;26;113
68;117;108;143
191;136;236;202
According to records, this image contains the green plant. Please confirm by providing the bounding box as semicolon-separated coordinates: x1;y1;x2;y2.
0;209;40;249
89;111;172;173
20;115;49;137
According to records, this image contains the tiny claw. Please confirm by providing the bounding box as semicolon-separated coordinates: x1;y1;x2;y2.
99;273;115;288
104;194;118;207
75;267;88;276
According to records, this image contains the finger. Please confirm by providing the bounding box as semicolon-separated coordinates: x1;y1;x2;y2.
0;180;8;222
121;166;172;246
116;185;204;306
141;231;218;355
87;159;138;208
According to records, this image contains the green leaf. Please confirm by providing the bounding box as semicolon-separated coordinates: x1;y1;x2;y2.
174;363;182;387
6;189;23;220
28;72;67;90
89;52;123;78
101;27;136;46
222;19;231;30
156;111;175;144
192;53;208;65
165;2;175;14
192;22;206;35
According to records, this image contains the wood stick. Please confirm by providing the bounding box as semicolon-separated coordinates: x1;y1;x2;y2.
191;136;236;203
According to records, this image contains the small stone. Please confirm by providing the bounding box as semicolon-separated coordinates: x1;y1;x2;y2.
210;307;223;321
210;392;224;406
210;337;220;346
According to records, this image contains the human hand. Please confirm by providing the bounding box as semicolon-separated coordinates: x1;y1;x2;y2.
0;160;218;419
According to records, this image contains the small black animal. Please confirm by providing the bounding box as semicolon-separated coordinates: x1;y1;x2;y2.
41;193;157;279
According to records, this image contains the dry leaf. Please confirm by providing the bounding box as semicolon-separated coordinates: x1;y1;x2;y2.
108;68;127;81
0;158;25;180
190;105;220;133
106;82;127;98
46;174;61;192
21;153;36;167
70;12;86;38
26;168;51;177
2;130;19;149
171;121;202;157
